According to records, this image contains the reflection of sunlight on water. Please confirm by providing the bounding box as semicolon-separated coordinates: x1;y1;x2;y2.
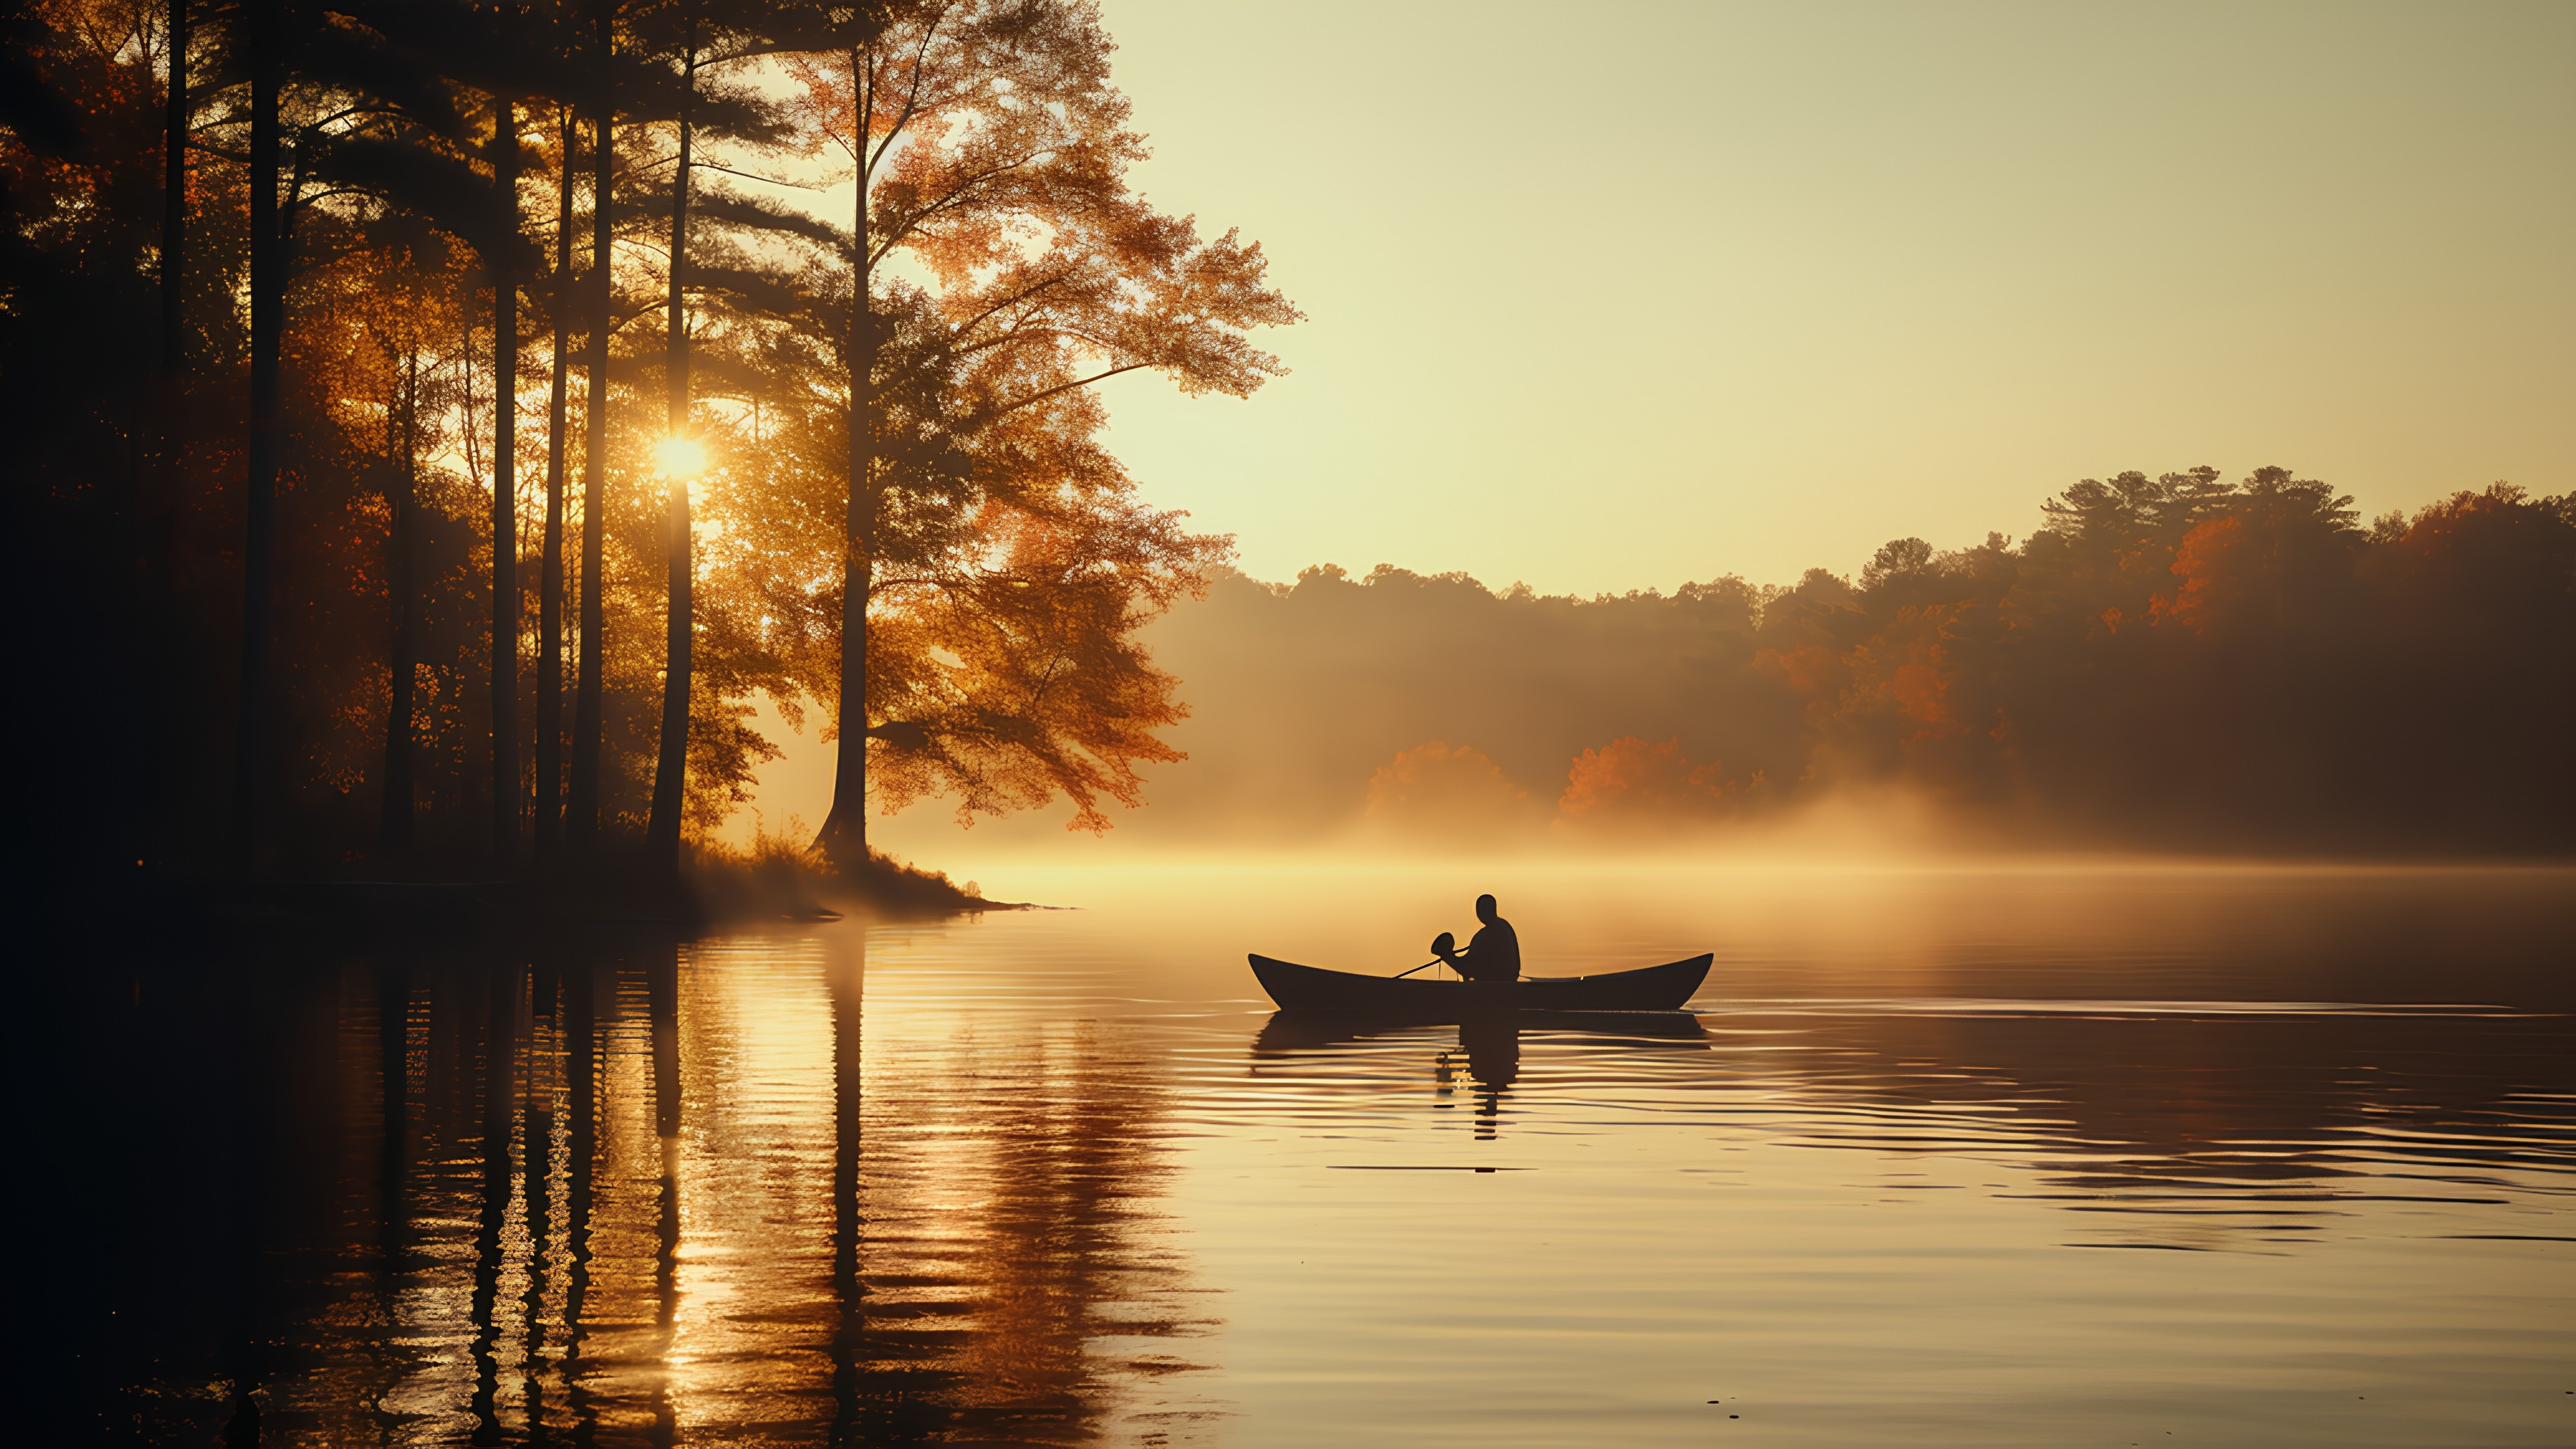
64;861;2576;1446
668;938;837;1434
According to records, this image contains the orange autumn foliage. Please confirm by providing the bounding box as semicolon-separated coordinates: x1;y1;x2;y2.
1557;737;1731;822
5;0;1297;885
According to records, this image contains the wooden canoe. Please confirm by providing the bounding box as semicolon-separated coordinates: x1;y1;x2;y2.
1249;952;1711;1018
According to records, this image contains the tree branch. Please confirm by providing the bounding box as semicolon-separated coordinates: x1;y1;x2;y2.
980;362;1155;423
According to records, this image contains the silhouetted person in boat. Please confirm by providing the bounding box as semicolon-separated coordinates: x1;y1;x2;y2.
1432;894;1522;982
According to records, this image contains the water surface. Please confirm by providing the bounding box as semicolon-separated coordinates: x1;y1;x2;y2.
50;862;2576;1445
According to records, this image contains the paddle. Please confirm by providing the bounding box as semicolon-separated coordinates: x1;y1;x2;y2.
1392;931;1458;979
1391;959;1533;983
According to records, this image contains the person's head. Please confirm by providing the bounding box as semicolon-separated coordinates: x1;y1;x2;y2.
1474;894;1499;924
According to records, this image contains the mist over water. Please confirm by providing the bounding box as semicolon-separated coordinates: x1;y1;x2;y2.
42;860;2573;1445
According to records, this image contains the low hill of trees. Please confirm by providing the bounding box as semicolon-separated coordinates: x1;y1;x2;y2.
1114;468;2575;853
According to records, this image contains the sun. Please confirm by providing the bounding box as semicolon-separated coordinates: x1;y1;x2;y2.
656;434;708;478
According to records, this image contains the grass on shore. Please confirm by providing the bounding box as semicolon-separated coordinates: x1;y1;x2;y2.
688;834;1011;924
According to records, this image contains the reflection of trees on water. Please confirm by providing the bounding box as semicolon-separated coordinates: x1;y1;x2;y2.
1755;1006;2576;1187
57;933;1204;1444
828;931;1208;1445
561;955;600;1442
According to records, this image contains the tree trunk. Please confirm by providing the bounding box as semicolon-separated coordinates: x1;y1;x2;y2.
382;349;418;855
817;51;873;869
536;104;573;865
146;0;188;867
233;23;281;872
160;0;186;372
566;21;612;865
643;43;695;879
489;94;521;871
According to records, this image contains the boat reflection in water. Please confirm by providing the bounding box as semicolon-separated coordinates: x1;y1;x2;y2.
1254;1009;1710;1140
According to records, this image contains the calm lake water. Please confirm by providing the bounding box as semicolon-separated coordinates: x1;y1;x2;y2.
44;861;2576;1446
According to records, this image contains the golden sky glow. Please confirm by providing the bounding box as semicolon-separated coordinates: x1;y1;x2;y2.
1083;0;2575;595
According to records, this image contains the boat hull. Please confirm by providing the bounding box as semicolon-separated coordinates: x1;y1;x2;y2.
1248;953;1711;1018
1252;1008;1709;1055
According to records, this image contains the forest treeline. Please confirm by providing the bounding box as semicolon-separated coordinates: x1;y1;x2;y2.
4;0;1292;896
1126;468;2576;853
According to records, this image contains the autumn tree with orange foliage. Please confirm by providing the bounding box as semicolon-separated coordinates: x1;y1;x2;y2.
3;0;1293;903
748;0;1296;860
1558;737;1731;827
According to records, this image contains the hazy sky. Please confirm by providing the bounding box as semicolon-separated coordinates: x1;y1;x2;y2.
1075;0;2575;596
